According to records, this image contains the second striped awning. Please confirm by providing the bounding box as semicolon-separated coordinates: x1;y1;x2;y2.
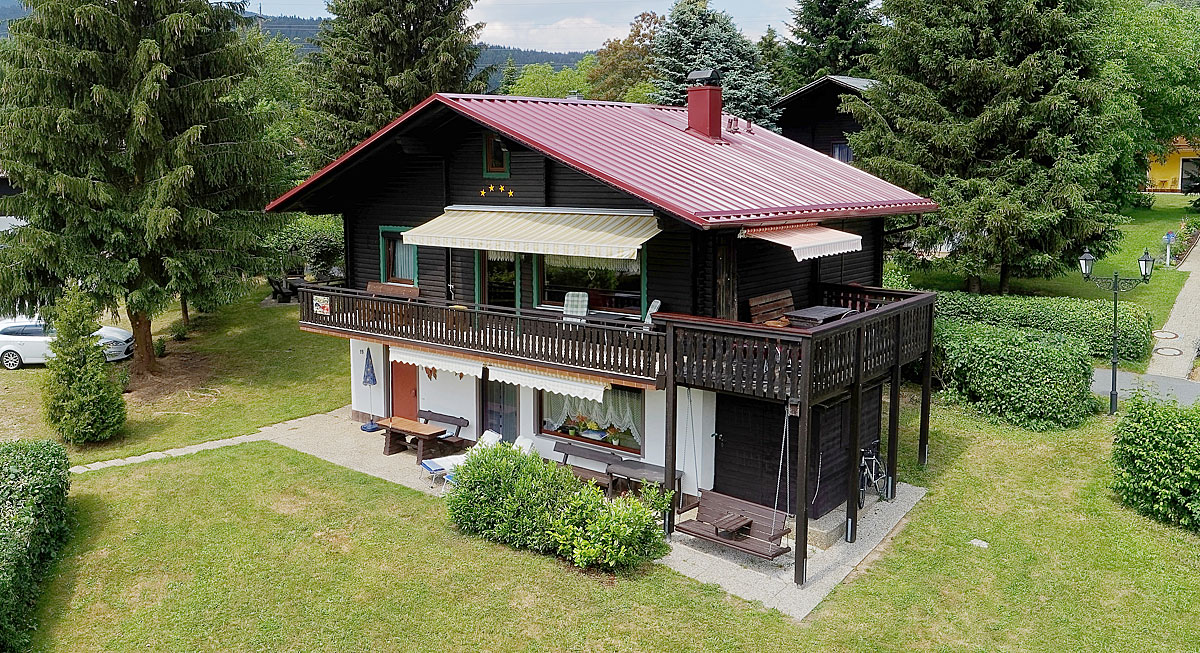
740;224;862;262
401;206;660;260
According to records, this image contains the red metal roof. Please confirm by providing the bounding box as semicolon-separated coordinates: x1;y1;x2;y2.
267;93;936;227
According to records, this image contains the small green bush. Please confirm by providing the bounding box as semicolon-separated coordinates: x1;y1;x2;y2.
167;321;188;341
154;336;167;358
0;440;71;652
446;444;670;570
881;264;915;290
935;318;1098;430
936;291;1153;361
1112;392;1200;533
264;215;345;278
42;288;126;444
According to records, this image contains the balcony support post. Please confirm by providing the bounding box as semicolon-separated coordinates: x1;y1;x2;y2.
793;337;813;586
845;326;864;544
663;322;678;536
918;308;933;465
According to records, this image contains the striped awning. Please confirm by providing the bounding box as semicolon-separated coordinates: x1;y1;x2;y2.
401;206;660;260
740;224;862;262
487;364;609;402
389;346;483;378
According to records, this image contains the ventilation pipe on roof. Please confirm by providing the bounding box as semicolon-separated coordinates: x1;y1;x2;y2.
686;69;722;140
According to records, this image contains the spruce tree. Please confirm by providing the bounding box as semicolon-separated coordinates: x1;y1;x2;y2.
303;0;490;167
498;56;519;94
42;287;126;444
649;0;780;127
757;26;794;94
0;0;287;375
845;0;1141;293
785;0;878;86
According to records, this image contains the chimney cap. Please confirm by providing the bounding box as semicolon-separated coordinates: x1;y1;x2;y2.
687;69;721;86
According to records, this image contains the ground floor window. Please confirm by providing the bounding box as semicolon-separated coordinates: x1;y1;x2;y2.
1183;158;1200;193
483;378;519;442
539;386;644;454
541;255;641;314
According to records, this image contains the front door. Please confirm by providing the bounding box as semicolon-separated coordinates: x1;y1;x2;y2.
390;361;419;420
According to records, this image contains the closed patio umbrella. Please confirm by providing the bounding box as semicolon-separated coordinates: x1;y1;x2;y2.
361;348;383;432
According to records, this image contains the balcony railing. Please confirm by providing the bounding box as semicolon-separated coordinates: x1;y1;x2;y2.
297;283;935;401
654;284;935;402
297;286;667;384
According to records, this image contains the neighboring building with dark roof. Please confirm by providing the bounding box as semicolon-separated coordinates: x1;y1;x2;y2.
268;83;936;585
775;75;877;163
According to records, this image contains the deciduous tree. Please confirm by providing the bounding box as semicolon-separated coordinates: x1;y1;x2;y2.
0;0;287;374
845;0;1140;293
588;12;662;102
508;55;596;98
650;0;779;127
303;0;490;168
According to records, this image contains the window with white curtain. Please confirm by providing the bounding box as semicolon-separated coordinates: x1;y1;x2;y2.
540;386;644;454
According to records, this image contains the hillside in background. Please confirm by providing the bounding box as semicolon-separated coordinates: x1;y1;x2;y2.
0;6;590;90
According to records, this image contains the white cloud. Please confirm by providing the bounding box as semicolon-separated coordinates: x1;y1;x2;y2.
477;15;629;52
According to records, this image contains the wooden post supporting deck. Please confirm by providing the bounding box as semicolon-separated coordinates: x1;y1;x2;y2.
887;314;902;501
663;322;678;535
845;327;865;543
793;337;813;586
918;352;932;466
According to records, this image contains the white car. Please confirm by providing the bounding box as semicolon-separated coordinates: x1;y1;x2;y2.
0;317;135;370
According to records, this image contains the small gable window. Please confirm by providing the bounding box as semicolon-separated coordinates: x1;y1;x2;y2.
483;132;510;178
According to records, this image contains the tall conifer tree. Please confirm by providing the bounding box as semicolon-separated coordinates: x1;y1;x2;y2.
845;0;1140;292
785;0;878;86
649;0;779;127
0;0;286;374
303;0;490;168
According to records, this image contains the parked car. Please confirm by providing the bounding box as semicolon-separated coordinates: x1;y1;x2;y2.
0;316;134;370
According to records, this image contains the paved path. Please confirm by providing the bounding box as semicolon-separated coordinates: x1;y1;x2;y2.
1146;255;1200;378
1092;367;1200;405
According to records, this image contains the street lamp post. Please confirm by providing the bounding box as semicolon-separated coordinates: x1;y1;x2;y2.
1078;247;1155;415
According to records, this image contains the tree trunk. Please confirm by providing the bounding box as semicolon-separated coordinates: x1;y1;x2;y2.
127;307;158;375
180;296;190;329
966;275;982;294
998;262;1011;294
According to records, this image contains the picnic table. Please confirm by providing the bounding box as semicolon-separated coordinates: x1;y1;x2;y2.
377;417;446;462
783;305;858;327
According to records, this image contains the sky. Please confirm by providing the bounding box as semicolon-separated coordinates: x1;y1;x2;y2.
254;0;795;52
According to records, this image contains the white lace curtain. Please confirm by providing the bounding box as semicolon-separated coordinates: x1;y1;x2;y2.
542;387;644;445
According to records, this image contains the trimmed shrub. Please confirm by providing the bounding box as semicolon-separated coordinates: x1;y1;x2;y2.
41;288;126;444
0;440;71;651
153;336;167;358
935;318;1098;430
446;444;670;571
935;291;1153;361
881;264;915;290
1112;392;1200;533
264;215;345;279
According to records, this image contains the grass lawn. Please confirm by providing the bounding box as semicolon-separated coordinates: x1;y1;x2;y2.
31;394;1200;651
0;286;349;465
910;194;1193;330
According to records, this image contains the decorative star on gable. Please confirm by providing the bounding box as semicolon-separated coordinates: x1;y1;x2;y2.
478;185;516;198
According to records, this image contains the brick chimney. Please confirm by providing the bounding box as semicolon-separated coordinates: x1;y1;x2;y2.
686;69;722;139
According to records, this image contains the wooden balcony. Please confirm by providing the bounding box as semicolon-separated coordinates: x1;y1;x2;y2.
296;283;935;400
297;286;666;385
654;284;935;402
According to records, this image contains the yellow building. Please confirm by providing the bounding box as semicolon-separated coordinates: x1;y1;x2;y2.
1148;138;1200;192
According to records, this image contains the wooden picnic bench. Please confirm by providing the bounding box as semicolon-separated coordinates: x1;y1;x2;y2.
675;490;792;560
268;277;297;303
552;441;623;493
377;410;469;463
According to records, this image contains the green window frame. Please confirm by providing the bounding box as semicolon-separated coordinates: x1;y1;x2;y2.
482;132;510;179
379;226;418;286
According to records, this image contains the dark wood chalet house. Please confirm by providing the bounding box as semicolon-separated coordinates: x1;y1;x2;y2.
267;80;936;584
776;75;875;163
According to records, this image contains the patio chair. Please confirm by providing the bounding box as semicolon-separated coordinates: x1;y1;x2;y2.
563;292;588;323
643;299;661;328
513;435;536;455
420;430;503;490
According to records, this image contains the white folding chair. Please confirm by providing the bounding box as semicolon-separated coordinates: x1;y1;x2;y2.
563;292;588;323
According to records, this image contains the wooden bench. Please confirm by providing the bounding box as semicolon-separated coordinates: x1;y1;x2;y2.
675;490;792;560
553;441;623;493
377;416;445;461
418;409;470;450
268;277;297;303
365;280;419;299
748;290;795;325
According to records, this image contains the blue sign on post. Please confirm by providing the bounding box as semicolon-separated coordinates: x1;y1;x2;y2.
1165;231;1177;244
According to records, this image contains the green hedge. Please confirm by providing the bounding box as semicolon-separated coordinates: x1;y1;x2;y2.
445;444;670;571
0;440;71;652
1113;392;1200;533
935;318;1098;430
936;291;1153;361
